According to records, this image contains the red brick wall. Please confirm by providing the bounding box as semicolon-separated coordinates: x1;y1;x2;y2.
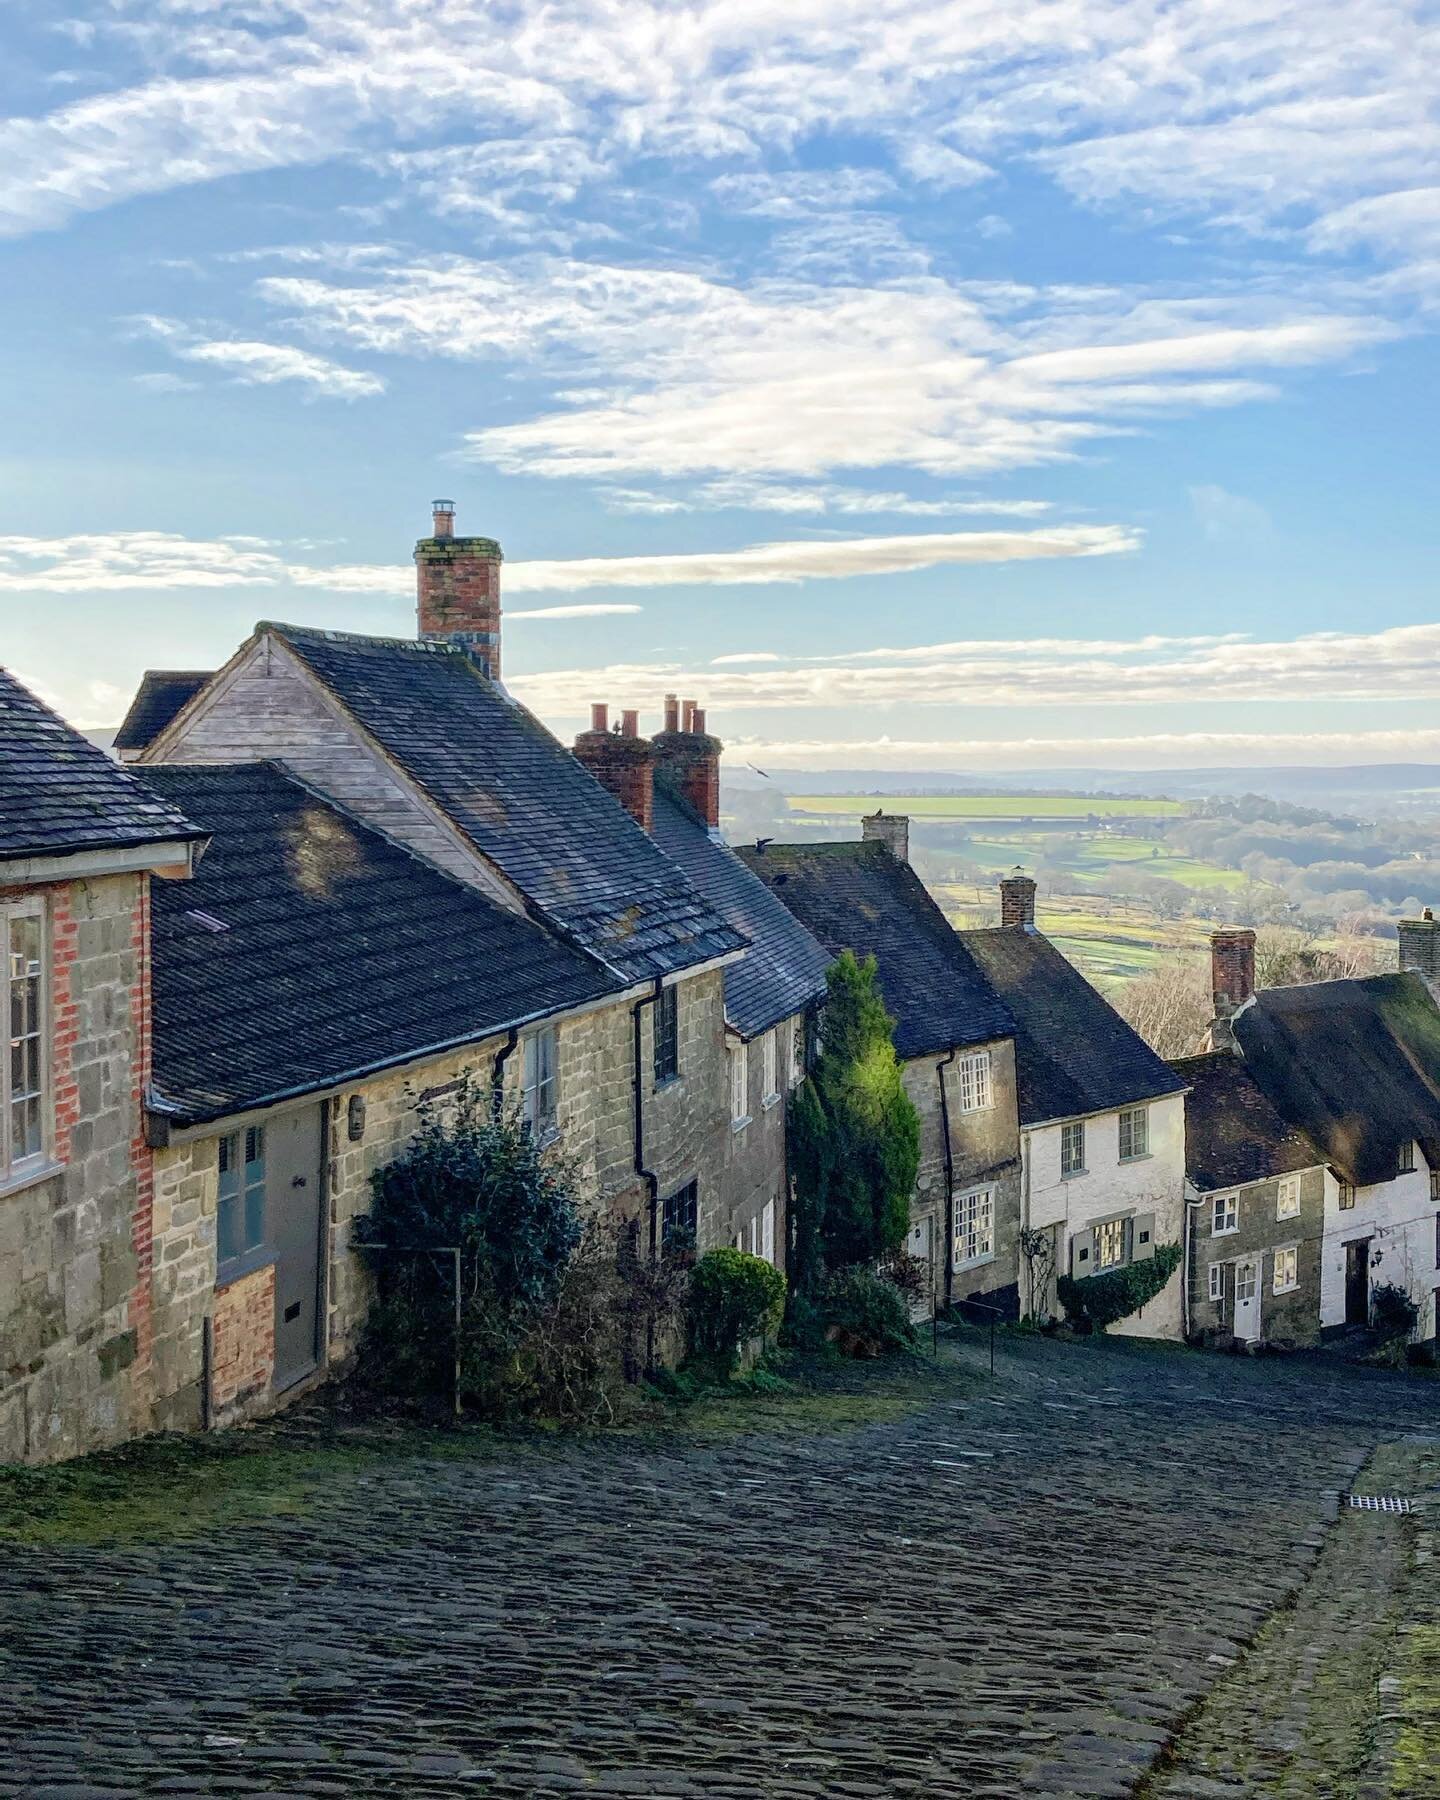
211;1264;276;1418
415;537;503;679
572;729;655;830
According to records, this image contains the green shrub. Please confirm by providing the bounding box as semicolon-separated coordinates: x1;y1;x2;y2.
688;1249;787;1377
1372;1280;1419;1342
820;1266;917;1357
1056;1242;1182;1333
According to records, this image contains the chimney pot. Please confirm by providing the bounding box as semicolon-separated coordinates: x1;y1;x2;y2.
573;719;654;831
999;866;1037;928
621;708;639;738
590;702;609;733
862;810;910;865
691;706;706;734
681;698;697;732
431;498;455;539
663;693;680;732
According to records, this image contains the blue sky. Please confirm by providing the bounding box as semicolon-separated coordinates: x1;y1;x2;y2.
2;0;1437;771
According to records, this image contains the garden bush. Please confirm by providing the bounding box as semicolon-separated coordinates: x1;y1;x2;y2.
688;1248;786;1377
820;1266;917;1357
1372;1280;1419;1342
1056;1242;1182;1333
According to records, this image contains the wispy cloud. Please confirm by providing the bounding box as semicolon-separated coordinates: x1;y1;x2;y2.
604;479;1053;517
136;315;384;399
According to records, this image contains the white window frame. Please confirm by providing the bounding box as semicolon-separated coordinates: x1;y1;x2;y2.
1208;1262;1225;1303
953;1185;995;1270
2;897;51;1189
761;1197;776;1265
762;1030;779;1106
730;1040;749;1127
1212;1193;1238;1236
955;1050;993;1114
1273;1245;1299;1294
1094;1216;1128;1270
522;1025;559;1141
1276;1174;1301;1221
1060;1119;1085;1178
1117;1105;1149;1163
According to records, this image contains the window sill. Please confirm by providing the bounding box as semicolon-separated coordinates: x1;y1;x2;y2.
1273;1284;1298;1296
952;1251;996;1274
762;1092;781;1111
1118;1152;1152;1166
732;1116;752;1134
1212;1225;1238;1238
0;1157;63;1201
1060;1167;1087;1181
216;1248;277;1291
653;1076;682;1095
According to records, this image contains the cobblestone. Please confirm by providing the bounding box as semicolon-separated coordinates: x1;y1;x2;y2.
2;1335;1437;1797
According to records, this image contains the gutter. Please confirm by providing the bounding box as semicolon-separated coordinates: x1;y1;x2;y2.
937;1047;958;1311
1180;1185;1210;1339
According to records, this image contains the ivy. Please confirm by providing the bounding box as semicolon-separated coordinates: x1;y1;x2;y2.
1056;1242;1182;1332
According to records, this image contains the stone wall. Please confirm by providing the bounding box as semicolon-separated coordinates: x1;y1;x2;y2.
1190;1165;1326;1346
903;1036;1023;1318
0;873;154;1465
712;1013;798;1270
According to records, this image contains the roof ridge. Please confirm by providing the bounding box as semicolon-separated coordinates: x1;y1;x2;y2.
260;621;462;655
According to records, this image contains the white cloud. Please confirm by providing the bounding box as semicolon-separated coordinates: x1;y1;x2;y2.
711;652;782;665
504;525;1137;591
507;621;1440;717
0;532;285;592
894;140;992;190
258;254;1384;482
1189;483;1272;541
603;479;1054;517
507;603;642;619
136;315;384;399
710;168;896;218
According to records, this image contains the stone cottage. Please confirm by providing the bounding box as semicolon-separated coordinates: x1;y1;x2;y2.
572;700;832;1267
960;873;1189;1339
739;817;1022;1318
1176;924;1440;1347
0;668;206;1464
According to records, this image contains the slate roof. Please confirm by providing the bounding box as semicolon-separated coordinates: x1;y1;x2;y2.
1231;972;1440;1189
1169;1052;1322;1193
649;786;831;1039
113;671;212;754
960;926;1188;1127
735;840;1013;1059
267;624;745;985
0;665;203;866
139;762;620;1125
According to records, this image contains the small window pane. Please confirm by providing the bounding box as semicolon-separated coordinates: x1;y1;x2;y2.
1277;1176;1301;1220
1061;1121;1084;1176
1095;1217;1127;1269
1119;1106;1148;1162
653;986;679;1083
1208;1263;1224;1302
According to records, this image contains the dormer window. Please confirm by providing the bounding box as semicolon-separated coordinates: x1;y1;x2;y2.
1397;1140;1416;1176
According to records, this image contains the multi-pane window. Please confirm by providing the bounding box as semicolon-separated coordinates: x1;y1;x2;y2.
956;1050;993;1113
653;985;679;1084
1398;1140;1416;1175
953;1186;994;1268
1338;1181;1356;1210
522;1026;558;1138
1273;1246;1299;1293
1060;1120;1085;1177
4;906;46;1182
730;1042;749;1125
1208;1262;1225;1303
1117;1105;1149;1162
762;1030;779;1103
761;1197;776;1265
1213;1193;1238;1235
662;1179;698;1250
217;1127;266;1271
1276;1174;1301;1220
1095;1216;1127;1270
1235;1261;1258;1307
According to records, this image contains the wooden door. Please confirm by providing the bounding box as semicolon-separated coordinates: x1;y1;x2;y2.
1345;1239;1371;1327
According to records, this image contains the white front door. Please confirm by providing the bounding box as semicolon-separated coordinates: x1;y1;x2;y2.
906;1216;934;1320
1234;1257;1261;1343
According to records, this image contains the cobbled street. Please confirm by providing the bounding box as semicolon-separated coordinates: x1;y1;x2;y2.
2;1333;1437;1800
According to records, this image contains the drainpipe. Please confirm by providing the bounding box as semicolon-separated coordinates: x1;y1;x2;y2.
1021;1126;1033;1319
1181;1187;1208;1339
491;1027;519;1119
937;1047;958;1311
633;978;664;1366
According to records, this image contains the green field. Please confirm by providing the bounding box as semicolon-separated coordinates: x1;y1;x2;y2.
937;887;1211;983
932;828;1252;894
787;794;1184;820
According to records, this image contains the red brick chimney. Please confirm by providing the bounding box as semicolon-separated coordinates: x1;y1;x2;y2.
999;867;1037;928
415;499;504;681
1207;928;1257;1052
573;703;654;831
652;697;721;833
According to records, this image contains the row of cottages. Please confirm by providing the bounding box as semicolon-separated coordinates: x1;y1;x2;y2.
2;503;830;1464
1174;924;1440;1349
740;831;1190;1335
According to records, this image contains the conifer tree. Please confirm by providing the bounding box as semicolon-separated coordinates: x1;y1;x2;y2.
788;950;920;1288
